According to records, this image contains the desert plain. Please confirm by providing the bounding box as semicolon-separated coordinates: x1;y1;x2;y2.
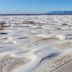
0;15;72;72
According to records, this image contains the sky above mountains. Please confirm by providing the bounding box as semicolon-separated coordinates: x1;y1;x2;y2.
0;0;72;13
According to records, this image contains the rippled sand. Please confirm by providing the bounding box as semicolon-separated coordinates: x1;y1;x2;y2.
0;15;72;72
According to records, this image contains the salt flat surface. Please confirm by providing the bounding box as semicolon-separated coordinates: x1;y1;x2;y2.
0;15;72;72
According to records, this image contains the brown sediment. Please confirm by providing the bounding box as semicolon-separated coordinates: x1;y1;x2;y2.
0;55;30;72
55;61;72;72
54;40;72;50
31;35;59;43
3;58;30;72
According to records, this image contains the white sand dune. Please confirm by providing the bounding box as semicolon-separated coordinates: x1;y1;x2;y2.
33;51;72;72
9;46;60;72
2;48;72;72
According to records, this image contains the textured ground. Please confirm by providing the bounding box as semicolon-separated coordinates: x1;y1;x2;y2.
0;15;72;72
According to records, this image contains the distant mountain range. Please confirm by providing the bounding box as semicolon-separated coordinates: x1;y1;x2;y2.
0;11;72;15
47;11;72;15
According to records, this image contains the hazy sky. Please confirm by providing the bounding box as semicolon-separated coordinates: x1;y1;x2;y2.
0;0;72;13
